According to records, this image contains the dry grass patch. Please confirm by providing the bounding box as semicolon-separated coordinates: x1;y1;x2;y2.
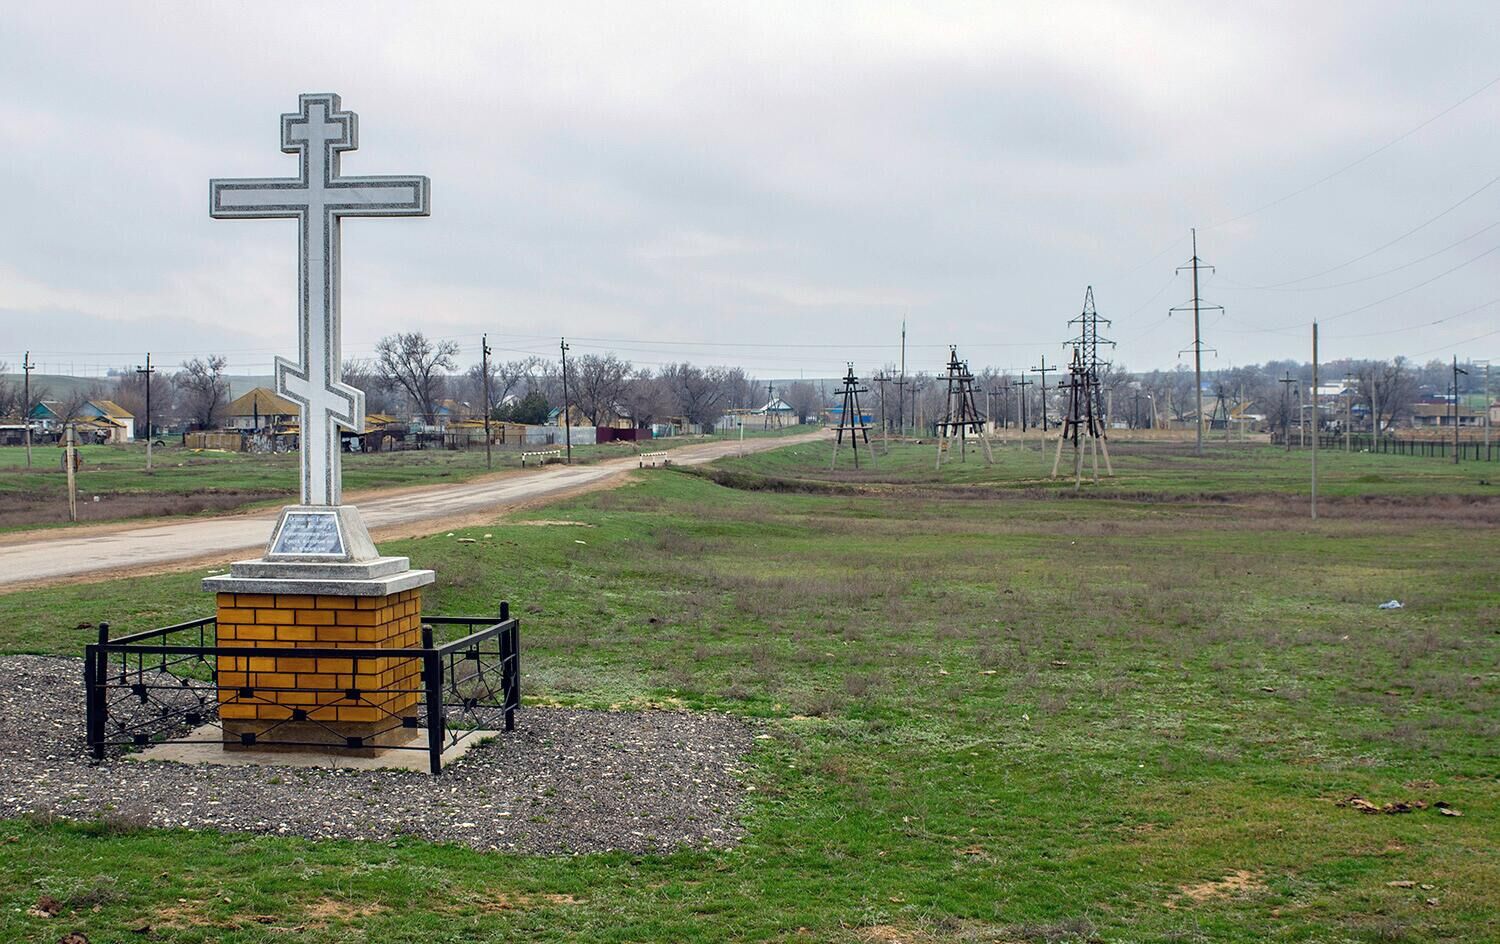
1168;869;1265;907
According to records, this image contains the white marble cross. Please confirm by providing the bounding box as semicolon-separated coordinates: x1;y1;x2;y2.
211;93;429;506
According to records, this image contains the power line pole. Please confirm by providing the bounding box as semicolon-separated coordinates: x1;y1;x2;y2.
1481;360;1492;452
1311;323;1319;520
1350;372;1362;453
65;422;79;523
1278;371;1297;452
1031;355;1053;433
559;337;573;465
22;351;34;469
897;320;907;435
481;334;493;470
1172;228;1223;457
1015;375;1033;436
873;370;891;451
136;353;155;473
765;381;773;430
1452;355;1469;465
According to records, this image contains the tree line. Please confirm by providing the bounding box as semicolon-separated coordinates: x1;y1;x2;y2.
2;338;1483;436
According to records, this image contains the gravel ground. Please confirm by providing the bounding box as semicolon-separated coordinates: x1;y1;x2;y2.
0;656;755;854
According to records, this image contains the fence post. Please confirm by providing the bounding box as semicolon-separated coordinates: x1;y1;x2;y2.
503;601;520;732
421;625;443;775
85;622;110;759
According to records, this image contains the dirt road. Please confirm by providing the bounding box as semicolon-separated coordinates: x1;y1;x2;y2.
0;431;824;590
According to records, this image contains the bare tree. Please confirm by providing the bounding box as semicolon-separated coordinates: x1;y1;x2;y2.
1355;357;1417;433
375;332;459;423
571;353;632;425
660;362;728;430
176;356;230;429
466;356;545;418
112;366;176;437
342;358;397;415
783;380;823;424
619;368;671;428
0;363;17;419
718;366;759;411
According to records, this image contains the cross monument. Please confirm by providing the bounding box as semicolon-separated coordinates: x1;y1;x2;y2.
211;93;429;506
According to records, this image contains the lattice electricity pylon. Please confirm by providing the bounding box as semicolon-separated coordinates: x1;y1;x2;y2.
1065;285;1116;453
1064;286;1116;475
830;363;872;469
1050;347;1112;488
935;346;994;468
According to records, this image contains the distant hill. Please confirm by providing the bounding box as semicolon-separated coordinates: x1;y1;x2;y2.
1;373;275;400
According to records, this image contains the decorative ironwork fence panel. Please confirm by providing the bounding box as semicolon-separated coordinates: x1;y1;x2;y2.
84;606;519;775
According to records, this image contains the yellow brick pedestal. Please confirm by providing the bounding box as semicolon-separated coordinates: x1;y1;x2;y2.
214;588;424;752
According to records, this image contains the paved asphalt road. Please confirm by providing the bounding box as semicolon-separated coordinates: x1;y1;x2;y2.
0;431;824;589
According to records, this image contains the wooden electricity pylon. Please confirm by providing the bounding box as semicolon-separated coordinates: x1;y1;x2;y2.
830;363;872;469
935;346;994;468
1051;348;1107;488
1209;383;1233;443
1276;371;1299;450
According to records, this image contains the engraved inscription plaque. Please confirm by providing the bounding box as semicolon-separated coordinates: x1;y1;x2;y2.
270;511;346;557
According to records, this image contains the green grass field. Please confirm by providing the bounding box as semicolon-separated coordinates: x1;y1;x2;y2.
1;440;1496;942
719;436;1500;500
0;425;814;531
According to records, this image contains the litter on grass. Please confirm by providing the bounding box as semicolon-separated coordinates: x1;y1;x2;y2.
1378;600;1404;610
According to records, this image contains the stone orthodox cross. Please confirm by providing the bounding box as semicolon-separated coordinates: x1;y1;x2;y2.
211;93;429;505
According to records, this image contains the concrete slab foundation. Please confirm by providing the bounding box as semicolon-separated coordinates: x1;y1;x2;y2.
128;724;502;773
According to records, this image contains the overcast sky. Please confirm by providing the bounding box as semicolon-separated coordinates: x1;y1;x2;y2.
3;1;1498;380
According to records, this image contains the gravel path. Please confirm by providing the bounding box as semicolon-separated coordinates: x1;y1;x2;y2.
0;656;754;854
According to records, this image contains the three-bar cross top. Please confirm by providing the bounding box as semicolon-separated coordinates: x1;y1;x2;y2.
211;93;429;505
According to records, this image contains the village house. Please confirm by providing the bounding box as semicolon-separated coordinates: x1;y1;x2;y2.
224;387;299;432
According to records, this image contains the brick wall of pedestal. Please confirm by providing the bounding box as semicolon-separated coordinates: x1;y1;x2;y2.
214;588;423;734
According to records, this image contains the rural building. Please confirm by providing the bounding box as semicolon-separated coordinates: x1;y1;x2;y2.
225;387;299;432
756;397;796;426
434;399;472;425
74;400;135;443
1411;401;1483;428
28;400;63;433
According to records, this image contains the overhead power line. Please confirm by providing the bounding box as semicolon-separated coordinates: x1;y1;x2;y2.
1208;70;1500;230
1229;174;1500;290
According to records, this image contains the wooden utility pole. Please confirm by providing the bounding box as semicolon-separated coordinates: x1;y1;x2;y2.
22;351;34;469
934;347;993;468
872;371;891;451
1344;376;1353;453
481;335;493;469
1482;358;1494;450
1172;229;1223;457
65;423;79;522
1452;356;1468;465
897;320;907;435
764;381;773;429
1311;323;1319;520
830;363;871;469
136;353;155;472
559;337;572;464
1031;355;1053;433
1015;375;1033;444
1296;382;1305;447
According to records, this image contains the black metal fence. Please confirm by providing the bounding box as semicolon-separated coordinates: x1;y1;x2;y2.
84;604;519;775
1273;434;1498;462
